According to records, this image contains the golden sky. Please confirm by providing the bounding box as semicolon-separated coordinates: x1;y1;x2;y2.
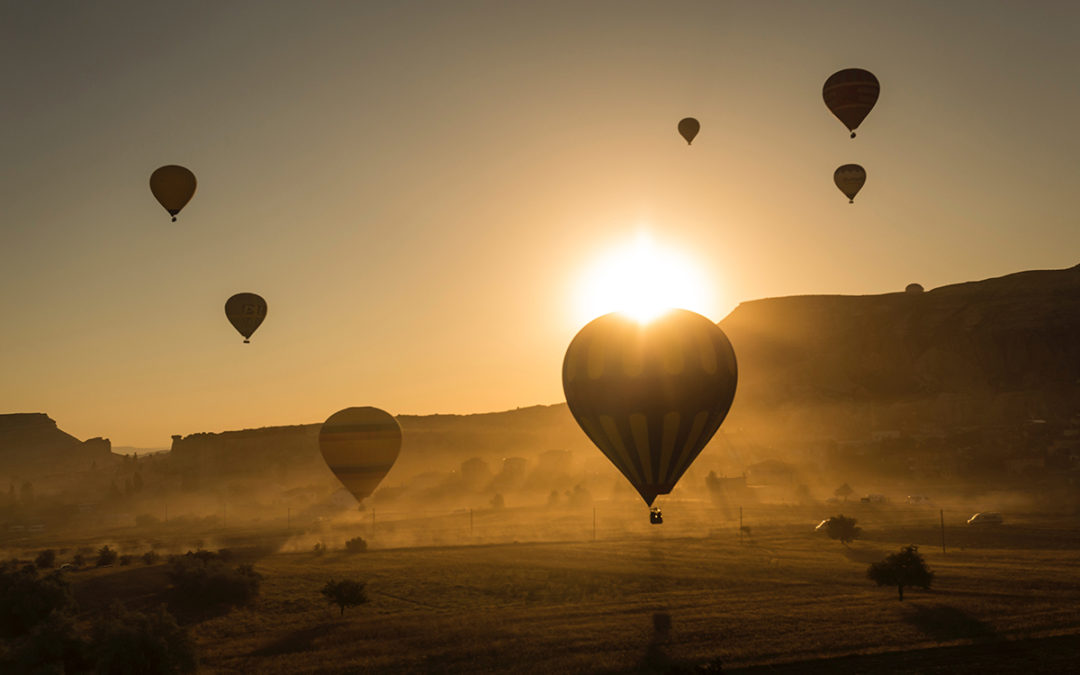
2;1;1078;447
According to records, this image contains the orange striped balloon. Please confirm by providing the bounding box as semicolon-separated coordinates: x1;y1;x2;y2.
319;407;402;505
563;310;738;507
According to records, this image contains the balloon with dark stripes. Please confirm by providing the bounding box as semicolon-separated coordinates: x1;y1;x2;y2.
822;68;879;138
319;407;402;505
562;310;738;507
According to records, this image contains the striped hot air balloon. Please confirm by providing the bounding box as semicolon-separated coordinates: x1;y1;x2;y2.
319;407;402;505
562;310;738;509
822;68;879;138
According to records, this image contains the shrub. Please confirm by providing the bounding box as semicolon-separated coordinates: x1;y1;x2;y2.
92;603;196;674
313;542;326;556
320;579;368;616
8;611;90;673
72;553;86;568
143;551;162;565
119;555;134;566
34;549;56;569
0;562;77;638
166;552;261;607
96;545;118;567
344;537;367;554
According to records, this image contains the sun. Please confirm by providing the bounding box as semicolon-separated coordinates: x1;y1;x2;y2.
575;231;712;324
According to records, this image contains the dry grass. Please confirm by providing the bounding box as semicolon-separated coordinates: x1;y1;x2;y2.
44;503;1080;672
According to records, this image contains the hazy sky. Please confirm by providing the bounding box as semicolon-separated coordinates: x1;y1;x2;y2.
2;1;1078;447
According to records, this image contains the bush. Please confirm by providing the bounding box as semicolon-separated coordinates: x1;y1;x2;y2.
119;555;134;566
320;579;368;616
96;545;119;567
344;537;367;554
313;542;326;556
72;553;86;568
143;551;162;565
0;561;77;638
34;549;56;569
7;611;90;674
824;514;862;545
92;603;196;674
166;552;261;607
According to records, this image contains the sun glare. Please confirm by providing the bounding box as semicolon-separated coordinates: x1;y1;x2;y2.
576;231;712;325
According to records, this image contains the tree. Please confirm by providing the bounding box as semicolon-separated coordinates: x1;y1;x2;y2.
834;483;853;502
824;514;861;545
0;562;77;639
320;579;368;616
34;549;56;569
92;603;196;674
96;545;118;567
868;545;934;601
344;537;367;554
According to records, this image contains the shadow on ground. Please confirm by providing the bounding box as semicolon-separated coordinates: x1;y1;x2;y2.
904;604;997;642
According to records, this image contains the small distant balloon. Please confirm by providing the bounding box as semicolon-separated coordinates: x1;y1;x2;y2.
224;293;267;343
905;283;924;294
834;164;866;203
149;165;197;221
319;407;402;505
823;69;879;138
562;310;738;510
677;118;700;145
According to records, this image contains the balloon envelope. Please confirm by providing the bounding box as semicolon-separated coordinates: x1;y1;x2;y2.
677;117;700;145
562;309;738;506
319;407;402;504
822;69;879;137
224;293;267;342
833;164;866;203
149;165;197;220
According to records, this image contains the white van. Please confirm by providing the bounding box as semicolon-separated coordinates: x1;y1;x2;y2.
967;512;1003;526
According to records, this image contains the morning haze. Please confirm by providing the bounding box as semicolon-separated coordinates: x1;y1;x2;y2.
2;1;1079;672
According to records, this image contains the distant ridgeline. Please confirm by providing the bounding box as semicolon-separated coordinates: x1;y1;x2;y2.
0;413;112;476
167;405;592;481
720;264;1080;442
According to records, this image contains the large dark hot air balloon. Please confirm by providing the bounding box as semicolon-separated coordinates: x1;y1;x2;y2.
677;117;700;145
823;69;879;138
833;164;866;203
319;407;402;505
224;293;267;343
562;310;738;515
149;165;197;221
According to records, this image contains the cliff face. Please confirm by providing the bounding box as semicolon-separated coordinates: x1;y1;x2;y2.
0;413;112;475
718;264;1080;439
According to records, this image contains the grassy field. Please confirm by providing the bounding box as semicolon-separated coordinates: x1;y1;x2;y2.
43;501;1080;673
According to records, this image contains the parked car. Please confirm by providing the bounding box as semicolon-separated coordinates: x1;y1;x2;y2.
860;494;888;504
967;512;1004;526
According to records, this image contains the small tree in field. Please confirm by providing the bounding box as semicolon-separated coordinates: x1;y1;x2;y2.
834;483;853;502
868;545;933;601
320;579;368;616
825;515;861;545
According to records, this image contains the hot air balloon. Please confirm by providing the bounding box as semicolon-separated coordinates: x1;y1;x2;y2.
224;293;267;343
319;407;402;505
822;68;879;138
833;164;866;203
677;117;700;145
562;309;738;517
149;165;197;221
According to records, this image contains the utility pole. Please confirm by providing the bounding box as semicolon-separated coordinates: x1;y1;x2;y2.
469;508;473;535
739;506;743;545
164;504;167;524
287;507;291;531
940;509;946;554
371;508;375;530
593;506;597;541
